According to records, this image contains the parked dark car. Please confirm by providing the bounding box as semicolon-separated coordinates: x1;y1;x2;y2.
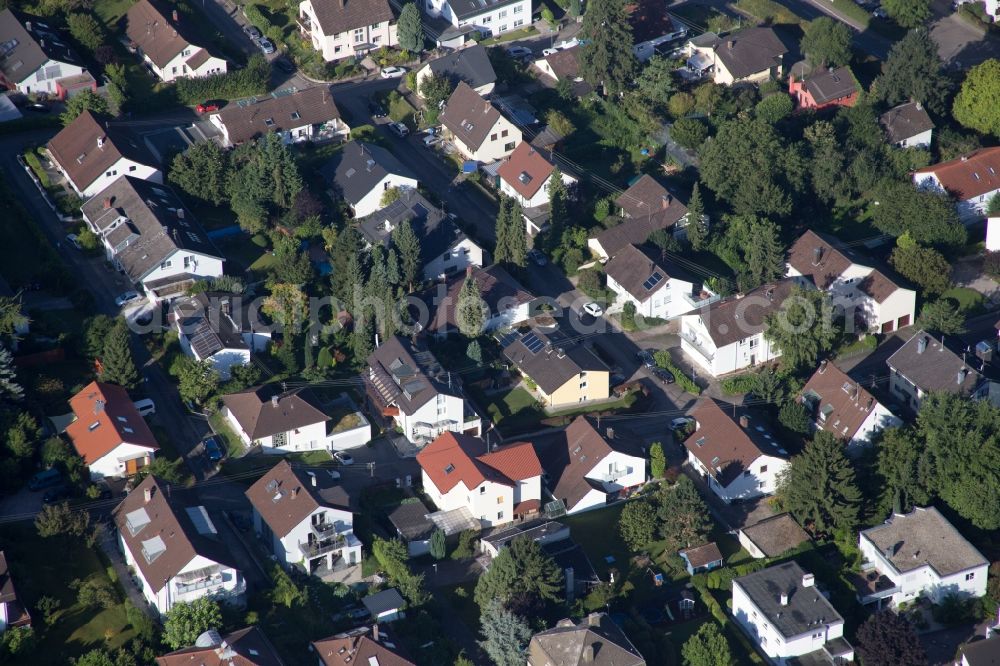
368;98;387;118
28;467;62;491
637;349;656;368
42;485;72;504
273;57;295;73
203;436;224;463
25;102;50;113
652;367;675;384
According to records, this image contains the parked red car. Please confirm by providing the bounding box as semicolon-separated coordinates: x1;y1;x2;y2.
195;102;220;113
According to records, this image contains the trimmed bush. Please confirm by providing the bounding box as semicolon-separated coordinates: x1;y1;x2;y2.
654;351;700;395
175;55;270;104
721;373;759;395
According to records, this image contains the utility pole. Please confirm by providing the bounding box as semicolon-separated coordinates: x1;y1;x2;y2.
369;462;375;478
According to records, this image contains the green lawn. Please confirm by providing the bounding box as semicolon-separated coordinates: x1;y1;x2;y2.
942;286;986;314
215;233;272;272
480;26;539;45
93;0;135;25
0;525;139;665
476;386;543;427
209;409;246;457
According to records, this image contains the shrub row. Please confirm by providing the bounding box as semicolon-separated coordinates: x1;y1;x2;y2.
175;54;270;104
654;351;701;395
720;373;759;395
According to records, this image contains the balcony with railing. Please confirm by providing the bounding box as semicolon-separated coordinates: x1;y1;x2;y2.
683;289;721;309
853;563;900;604
299;534;347;559
681;329;715;363
174;565;239;597
599;466;632;484
310;521;350;541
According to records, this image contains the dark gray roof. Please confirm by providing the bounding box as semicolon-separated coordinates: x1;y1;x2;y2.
792;63;858;104
423;44;496;90
80;176;221;282
880;101;935;144
713;26;788;80
444;0;524;20
734;561;845;640
859;506;987;576
170;293;249;358
356;189;469;266
500;326;608;395
387;500;435;541
323;141;416;208
962;636;1000;666
0;9;84;84
222;385;331;440
528;613;645;666
362;588;405;615
886;330;981;395
439;81;508;152
482;520;570;551
366;335;461;416
307;0;394;37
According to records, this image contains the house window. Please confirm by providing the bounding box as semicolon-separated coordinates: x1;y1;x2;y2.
480;486;486;494
183;256;191;269
497;511;503;519
514;4;523;11
967;572;976;581
273;432;287;448
370;22;380;28
513;18;524;26
748;338;757;348
504;142;515;151
160;260;171;269
490;133;497;141
579;381;587;389
501;129;509;137
760;465;768;473
129;165;137;172
499;9;507;16
497;496;504;504
172;66;177;74
743;470;751;477
499;24;507;31
758;481;765;488
334;45;342;53
482;15;491;22
373;35;380;43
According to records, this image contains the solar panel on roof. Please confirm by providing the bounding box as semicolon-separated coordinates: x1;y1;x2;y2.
521;332;544;353
189;323;223;358
642;271;664;290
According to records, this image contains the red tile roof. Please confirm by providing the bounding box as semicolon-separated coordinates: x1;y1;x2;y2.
684;399;785;487
417;432;541;494
66;381;158;464
498;142;555;200
913;147;1000;201
800;361;883;441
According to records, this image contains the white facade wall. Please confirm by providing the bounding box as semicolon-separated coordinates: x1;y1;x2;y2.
423;0;531;34
394;393;475;445
499;170;576;209
416;64;494;97
422;469;541;528
713;59;777;86
88;443;157;480
858;535;988;606
914;171;1000;221
73;158;161;199
178;331;250;380
150;49;226;83
210;114;350;148
299;0;397;62
448;117;521;163
895;128;932;149
0;601;9;632
680;314;780;377
787;265;915;333
845;405;901;448
732;582;847;661
138;250;225;293
687;450;787;503
988;217;1000;252
422;237;485;281
15;58;87;96
606;276;701;321
253;504;361;570
353;176;420;218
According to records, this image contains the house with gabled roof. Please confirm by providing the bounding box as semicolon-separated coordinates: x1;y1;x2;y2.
155;626;284;666
628;0;686;62
532;46;591;97
169;292;272;380
0;8;93;99
418;431;542;527
65;381;159;480
788;62;859;111
500;326;611;409
439;81;521;163
679;542;723;575
913;147;1000;220
498;142;576;210
126;0;227;82
0;551;30;634
686;26;788;86
47;111;162;198
245;460;362;577
210;86;349;147
113;475;244;615
605;244;718;320
313;626;415;666
357;189;485;282
799;360;900;449
786;229;916;334
298;0;397;62
425;264;534;336
323;140;418;218
588;175;691;260
528;613;646;666
887;330;988;412
881;101;934;149
684;398;789;503
365;335;481;445
416;44;496;97
539;416;646;514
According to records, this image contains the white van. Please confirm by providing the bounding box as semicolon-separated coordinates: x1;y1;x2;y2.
133;399;156;417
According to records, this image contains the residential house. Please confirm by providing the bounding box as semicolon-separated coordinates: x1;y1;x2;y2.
954;0;998;22
880;101;934;149
126;0;227;82
363;588;406;623
679;279;795;377
480;520;570;558
387;500;436;556
155;626;284;666
531;46;591;97
313;627;415;666
500;326;610;409
686;27;788;85
858;506;988;607
588;175;690;260
169;292;271;380
628;0;686;62
498;142;576;209
66;381;159;480
913;147;1000;220
365;335;481;445
786;229;916;334
540;416;646;514
223;384;371;454
416;44;496;97
605;244;718;320
425;264;534;336
0;552;29;633
528;613;646;666
417;431;542;527
245;460;363;576
357;189;485;281
0;9;93;98
737;513;810;560
80;176;225;301
113;475;244;616
732;561;854;664
421;0;531;39
298;0;397;62
324;141;418;218
47;110;162;198
439;81;521;163
679;542;723;576
886;330;984;411
798;360;900;448
959;635;1000;666
210;86;349;147
787;62;859;111
683;398;789;504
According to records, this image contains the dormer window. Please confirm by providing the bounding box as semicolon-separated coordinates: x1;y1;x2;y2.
264;118;275;127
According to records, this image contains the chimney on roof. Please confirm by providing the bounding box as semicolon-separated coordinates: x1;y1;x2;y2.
172;9;178;22
915;101;923;111
311;472;317;487
661;194;671;209
812;246;823;266
606;427;614;440
802;573;815;588
143;486;152;503
339;0;345;7
779;591;789;606
372;624;380;642
727;39;734;49
291;487;298;499
962;155;969;162
94;399;105;414
958;368;968;385
97;136;105;150
25;21;31;31
271;394;279;407
916;336;928;354
739;415;749;428
581;643;595;663
103;197;112;209
466;265;474;278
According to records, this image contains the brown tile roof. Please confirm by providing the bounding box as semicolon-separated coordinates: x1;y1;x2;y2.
913;147;1000;201
880;101;934;144
426;264;534;332
800;361;883;442
222;385;330;440
0;551;29;629
47;111;159;193
366;335;460;416
540;47;582;80
886;329;982;395
440;81;508;152
185;48;211;69
604;244;672;302
713;26;788;80
528;613;646;666
126;0;200;69
857;269;898;303
308;0;394;37
66;381;158;465
498;142;556;200
156;626;284;666
313;629;415;666
684;399;787;487
786;230;854;290
417;431;541;494
214;86;343;145
680;542;723;569
595;176;687;256
113;475;237;592
691;279;796;348
798;64;859;105
501;326;608;395
244;460;351;539
0;8;85;84
627;0;674;44
738;513;810;557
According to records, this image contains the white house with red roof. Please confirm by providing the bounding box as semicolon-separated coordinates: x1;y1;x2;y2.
497;142;576;209
417;432;542;528
798;360;900;449
913;147;1000;221
65;381;159;481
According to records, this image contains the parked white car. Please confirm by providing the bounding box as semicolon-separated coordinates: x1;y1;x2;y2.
583;302;604;317
380;66;406;78
115;290;141;308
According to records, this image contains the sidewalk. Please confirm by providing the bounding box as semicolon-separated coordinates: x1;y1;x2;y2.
100;526;156;619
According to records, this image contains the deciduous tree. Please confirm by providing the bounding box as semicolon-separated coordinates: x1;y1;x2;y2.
681;623;734;666
649;441;666;478
889;244;953;295
855;611;926;666
755;93;794;124
0;345;23;403
874;181;966;246
619;499;657;551
777;431;861;534
876;427;932;514
163;599;223;649
174;357;220;405
655;475;711;549
883;0;932;28
61;90;108;126
764;286;839;371
953;59;1000;138
800;17;852;67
